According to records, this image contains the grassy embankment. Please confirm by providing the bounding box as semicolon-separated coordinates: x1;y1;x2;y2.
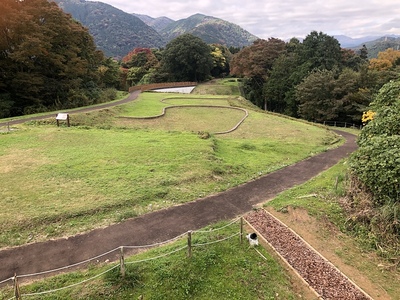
0;79;339;248
1;79;398;299
0;78;348;299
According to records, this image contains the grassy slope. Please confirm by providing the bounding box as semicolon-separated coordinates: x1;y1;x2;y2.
0;79;338;248
1;79;398;299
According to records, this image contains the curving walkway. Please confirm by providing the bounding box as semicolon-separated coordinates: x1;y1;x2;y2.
0;130;357;284
0;91;141;127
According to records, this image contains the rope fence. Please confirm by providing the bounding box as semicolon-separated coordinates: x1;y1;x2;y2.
4;217;248;299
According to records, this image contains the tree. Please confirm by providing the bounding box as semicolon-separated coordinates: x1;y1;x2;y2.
0;0;104;116
97;57;122;89
230;38;286;78
210;44;231;77
161;34;213;82
299;31;342;71
121;48;160;86
296;69;338;122
347;80;400;257
264;39;303;115
230;38;286;109
369;48;400;71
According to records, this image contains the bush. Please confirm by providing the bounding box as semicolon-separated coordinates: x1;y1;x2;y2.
347;79;400;259
350;80;400;204
350;135;400;204
100;88;118;102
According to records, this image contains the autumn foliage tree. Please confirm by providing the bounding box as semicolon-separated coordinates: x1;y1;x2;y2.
230;38;286;77
0;0;106;117
369;48;400;71
121;48;160;86
230;38;286;108
210;44;231;77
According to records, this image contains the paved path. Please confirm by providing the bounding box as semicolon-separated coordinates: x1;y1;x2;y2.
0;129;357;284
0;91;141;127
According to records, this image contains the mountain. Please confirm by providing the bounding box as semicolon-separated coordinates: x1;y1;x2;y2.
333;35;400;58
351;36;400;58
334;35;382;48
133;14;174;32
160;13;259;47
53;0;165;58
53;1;259;58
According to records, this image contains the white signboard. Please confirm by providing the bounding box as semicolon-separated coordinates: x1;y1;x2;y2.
56;113;69;120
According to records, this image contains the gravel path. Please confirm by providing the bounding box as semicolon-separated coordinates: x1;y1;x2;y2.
245;209;372;300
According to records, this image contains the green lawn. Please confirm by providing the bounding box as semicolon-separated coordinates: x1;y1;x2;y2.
0;81;340;248
2;79;395;300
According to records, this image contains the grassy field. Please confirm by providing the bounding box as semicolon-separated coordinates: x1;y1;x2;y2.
1;79;398;299
0;79;340;248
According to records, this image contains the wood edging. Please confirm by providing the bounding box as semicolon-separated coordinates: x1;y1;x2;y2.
244;217;323;299
246;208;374;300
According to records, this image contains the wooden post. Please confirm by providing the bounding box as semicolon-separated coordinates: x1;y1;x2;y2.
120;246;125;278
14;273;21;300
187;231;192;258
240;217;244;244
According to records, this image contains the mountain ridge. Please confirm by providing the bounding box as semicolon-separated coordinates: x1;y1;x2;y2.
158;13;259;47
52;0;399;59
53;0;258;58
53;0;166;57
132;14;174;32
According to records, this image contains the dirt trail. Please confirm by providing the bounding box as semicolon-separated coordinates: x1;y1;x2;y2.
0;130;357;285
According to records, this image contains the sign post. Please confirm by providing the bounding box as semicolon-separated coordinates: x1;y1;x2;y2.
56;113;70;127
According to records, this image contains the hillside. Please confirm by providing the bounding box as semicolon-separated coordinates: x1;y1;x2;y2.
53;0;165;58
351;36;400;58
333;35;382;48
52;1;259;58
133;14;175;32
160;13;259;47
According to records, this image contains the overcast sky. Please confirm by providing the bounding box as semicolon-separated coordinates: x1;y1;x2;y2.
93;0;399;40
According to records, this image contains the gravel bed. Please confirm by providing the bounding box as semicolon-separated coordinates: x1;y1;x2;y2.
245;209;371;300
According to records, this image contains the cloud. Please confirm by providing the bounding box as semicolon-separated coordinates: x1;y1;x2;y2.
93;0;400;39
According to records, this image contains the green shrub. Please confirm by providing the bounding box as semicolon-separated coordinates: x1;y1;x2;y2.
350;80;400;204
